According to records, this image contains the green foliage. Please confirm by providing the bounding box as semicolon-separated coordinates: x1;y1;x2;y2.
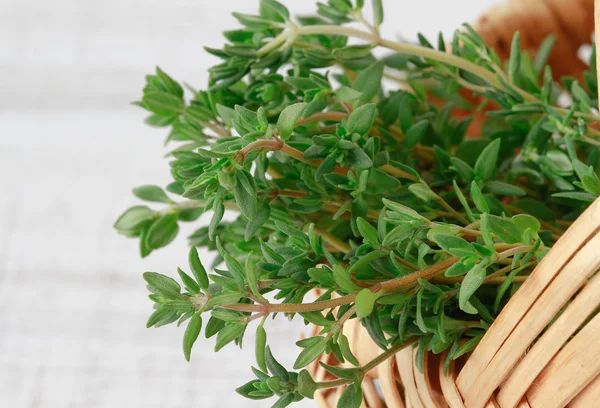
115;1;600;406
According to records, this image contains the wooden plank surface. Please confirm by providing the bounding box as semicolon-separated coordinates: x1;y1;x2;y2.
0;111;311;407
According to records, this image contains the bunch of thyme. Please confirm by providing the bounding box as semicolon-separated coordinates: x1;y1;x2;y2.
114;1;600;406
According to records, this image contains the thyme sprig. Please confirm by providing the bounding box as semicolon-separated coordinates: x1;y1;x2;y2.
115;1;600;407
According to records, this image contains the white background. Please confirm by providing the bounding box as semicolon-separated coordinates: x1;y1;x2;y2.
0;1;497;407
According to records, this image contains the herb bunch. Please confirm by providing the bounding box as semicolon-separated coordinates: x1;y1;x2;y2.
114;1;600;407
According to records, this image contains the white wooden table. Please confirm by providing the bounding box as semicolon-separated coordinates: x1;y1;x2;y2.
0;110;314;407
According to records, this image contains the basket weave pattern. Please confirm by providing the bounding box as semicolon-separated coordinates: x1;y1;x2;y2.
308;198;600;407
307;1;600;406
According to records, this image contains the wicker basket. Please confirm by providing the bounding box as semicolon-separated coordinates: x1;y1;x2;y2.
307;1;600;407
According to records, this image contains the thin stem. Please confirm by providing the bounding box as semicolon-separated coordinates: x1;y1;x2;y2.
380;164;418;181
183;112;229;138
486;275;527;284
371;257;459;293
316;378;353;390
484;261;533;282
297;26;529;100
327;305;356;340
220;244;529;315
316;338;417;391
221;293;357;314
238;139;283;161
436;196;469;225
434;275;528;285
257;29;291;57
315;227;352;253
496;245;532;259
297;111;348;125
505;203;563;238
360;338;417;373
292;24;600;124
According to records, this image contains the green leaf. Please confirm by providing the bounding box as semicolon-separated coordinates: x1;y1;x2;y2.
260;0;289;22
365;169;401;195
432;234;476;257
572;81;591;111
337;382;363;408
146;214;179;249
146;307;178;328
333;264;361;294
245;205;271;241
183;313;202;361
372;0;383;26
234;105;259;134
236;379;272;400
444;259;472;277
255;324;267;372
495;262;530;312
353;61;384;102
285;76;319;91
265;346;289;381
143;272;182;300
216;237;246;286
355;288;383;318
508;32;521;82
347;146;373;169
234;170;257;220
470;181;489;213
403;120;428;148
204;316;225;338
534;34;556;72
205;291;242;308
484;181;526;197
454;332;484;359
114;206;155;231
316;152;338;181
209;199;224;241
294;336;328;369
382;198;427;221
543;150;573;176
426;225;457;241
214;323;245;352
319;362;360;381
246;252;267;303
479;214;496;254
336;86;363;102
155;67;183;97
338;333;359;366
453;181;474;221
474;139;501;181
511;214;541;237
189;246;210;290
133;185;171;203
451;157;476;182
298;369;318;399
277;103;307;140
216;103;236;126
177;267;200;294
272;393;294;408
345;103;376;136
139;225;152;258
142;92;184;116
486;214;522;244
356;218;379;246
552;191;596;202
459;262;486;314
409;183;438;202
298;312;330;328
349;250;387;273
